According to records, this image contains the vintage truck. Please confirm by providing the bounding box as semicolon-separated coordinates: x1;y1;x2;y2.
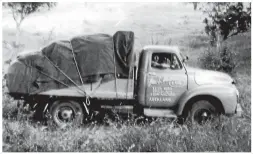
6;32;242;127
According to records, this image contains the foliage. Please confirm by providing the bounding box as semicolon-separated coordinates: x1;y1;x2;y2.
191;2;198;10
4;2;56;23
3;2;57;46
201;2;251;46
199;43;236;74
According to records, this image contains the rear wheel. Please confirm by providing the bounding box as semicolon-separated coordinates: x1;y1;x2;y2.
49;100;84;128
187;100;218;125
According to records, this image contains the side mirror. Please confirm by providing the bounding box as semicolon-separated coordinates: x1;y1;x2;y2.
182;56;189;63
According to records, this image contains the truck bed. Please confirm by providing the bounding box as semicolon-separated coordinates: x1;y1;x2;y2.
39;78;134;99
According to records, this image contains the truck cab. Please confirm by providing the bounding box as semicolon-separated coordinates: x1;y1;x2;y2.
138;45;188;108
136;45;242;123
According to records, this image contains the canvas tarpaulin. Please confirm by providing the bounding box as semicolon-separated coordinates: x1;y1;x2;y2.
113;31;135;77
7;31;134;95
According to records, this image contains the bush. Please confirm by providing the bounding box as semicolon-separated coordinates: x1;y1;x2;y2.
199;44;236;74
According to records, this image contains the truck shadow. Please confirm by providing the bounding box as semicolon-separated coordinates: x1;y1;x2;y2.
30;108;181;130
81;108;181;129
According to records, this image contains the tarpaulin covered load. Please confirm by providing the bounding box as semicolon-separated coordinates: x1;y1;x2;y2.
6;31;134;95
113;31;135;77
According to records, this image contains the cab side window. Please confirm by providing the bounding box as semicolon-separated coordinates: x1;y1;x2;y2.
151;53;182;70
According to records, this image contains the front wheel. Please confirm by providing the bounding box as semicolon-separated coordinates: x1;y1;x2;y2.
49;100;84;128
187;100;218;125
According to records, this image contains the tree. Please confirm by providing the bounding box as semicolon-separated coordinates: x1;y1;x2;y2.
200;2;251;47
3;2;57;46
192;2;198;10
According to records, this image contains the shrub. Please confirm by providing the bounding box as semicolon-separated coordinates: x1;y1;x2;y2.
199;44;236;74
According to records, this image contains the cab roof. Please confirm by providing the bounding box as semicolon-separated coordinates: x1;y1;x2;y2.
143;45;180;55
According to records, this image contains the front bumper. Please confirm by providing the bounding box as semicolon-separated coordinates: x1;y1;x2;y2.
235;103;243;117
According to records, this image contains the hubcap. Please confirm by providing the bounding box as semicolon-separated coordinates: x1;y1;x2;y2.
194;109;212;124
56;106;75;123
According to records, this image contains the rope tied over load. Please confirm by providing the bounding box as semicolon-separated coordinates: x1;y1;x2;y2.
41;40;91;114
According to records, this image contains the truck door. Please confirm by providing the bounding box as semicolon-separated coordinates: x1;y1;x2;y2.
146;52;187;107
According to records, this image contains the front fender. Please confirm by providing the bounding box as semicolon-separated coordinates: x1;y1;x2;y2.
176;84;238;115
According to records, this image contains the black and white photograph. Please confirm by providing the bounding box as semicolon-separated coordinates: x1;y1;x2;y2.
1;1;251;152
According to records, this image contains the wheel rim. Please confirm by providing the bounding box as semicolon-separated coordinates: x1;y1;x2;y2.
56;106;76;123
193;109;212;124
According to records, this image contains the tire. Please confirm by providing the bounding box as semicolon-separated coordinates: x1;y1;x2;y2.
49;100;84;128
187;100;218;125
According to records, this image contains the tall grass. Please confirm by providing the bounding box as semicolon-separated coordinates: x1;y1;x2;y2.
2;114;250;152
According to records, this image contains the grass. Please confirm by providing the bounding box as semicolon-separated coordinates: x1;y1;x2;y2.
2;2;251;152
2;115;251;152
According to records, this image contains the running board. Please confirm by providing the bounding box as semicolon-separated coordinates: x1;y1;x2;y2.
101;105;133;114
144;108;177;118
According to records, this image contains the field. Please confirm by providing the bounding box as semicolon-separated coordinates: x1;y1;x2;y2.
2;2;251;152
